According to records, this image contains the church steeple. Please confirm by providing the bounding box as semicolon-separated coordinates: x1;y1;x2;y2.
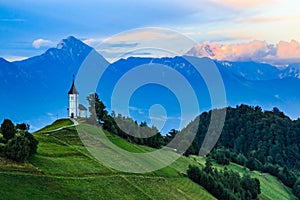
68;75;79;94
68;75;79;118
68;79;79;94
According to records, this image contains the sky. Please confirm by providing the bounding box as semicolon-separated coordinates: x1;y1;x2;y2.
1;0;300;132
1;0;300;62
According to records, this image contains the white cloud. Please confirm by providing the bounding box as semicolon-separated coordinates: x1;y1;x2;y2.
129;106;145;115
3;55;29;62
47;112;54;116
82;38;102;48
32;38;54;49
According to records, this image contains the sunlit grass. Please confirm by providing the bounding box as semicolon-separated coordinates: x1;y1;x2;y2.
36;119;73;133
0;122;296;200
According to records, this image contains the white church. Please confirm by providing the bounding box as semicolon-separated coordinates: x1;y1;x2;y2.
68;79;87;118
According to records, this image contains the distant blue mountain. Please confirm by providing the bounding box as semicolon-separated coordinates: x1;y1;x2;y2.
0;36;93;130
217;61;281;80
1;36;300;132
98;56;300;133
280;63;300;79
217;60;300;81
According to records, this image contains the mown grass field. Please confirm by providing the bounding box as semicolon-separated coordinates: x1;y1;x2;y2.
0;120;215;200
36;119;74;132
0;119;296;199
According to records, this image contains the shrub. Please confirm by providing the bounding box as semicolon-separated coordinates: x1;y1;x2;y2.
5;136;31;162
1;119;16;141
23;131;38;154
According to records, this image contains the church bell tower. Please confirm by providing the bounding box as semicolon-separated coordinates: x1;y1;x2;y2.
68;77;79;118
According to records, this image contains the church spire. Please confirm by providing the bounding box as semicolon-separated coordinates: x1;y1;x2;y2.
68;75;79;94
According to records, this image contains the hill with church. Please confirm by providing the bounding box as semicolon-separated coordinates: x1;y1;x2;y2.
0;117;297;200
0;120;216;200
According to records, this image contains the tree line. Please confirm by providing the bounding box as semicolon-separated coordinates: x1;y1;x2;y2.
87;93;164;148
187;159;261;200
209;147;298;187
180;104;300;198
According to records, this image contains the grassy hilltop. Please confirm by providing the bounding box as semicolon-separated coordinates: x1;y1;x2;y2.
0;119;296;200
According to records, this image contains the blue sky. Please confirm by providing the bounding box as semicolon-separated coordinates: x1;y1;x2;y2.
1;0;300;61
2;0;300;131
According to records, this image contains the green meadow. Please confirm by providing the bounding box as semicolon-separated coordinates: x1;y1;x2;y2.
0;119;296;199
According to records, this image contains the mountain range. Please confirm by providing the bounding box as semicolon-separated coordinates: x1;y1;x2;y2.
1;36;300;132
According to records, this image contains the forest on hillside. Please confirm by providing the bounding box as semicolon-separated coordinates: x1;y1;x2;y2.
180;105;300;198
89;94;300;198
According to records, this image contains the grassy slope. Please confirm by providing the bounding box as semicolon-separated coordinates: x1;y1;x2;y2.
0;119;296;200
0;120;215;200
36;119;74;132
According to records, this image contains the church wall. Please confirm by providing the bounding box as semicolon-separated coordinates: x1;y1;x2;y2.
69;94;78;118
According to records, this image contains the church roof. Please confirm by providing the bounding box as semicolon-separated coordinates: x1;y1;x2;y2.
79;104;87;110
68;80;79;94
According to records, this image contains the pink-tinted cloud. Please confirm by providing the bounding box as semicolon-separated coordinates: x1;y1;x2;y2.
211;0;274;8
213;41;272;61
277;40;300;59
235;14;300;24
187;40;300;64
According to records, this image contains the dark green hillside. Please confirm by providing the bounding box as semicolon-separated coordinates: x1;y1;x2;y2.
182;105;300;198
0;119;296;199
184;105;300;170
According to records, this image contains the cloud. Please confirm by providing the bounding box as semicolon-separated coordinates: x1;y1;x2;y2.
47;112;54;117
211;0;274;8
108;29;180;43
276;40;300;59
32;38;54;49
187;40;300;64
83;38;138;49
206;29;262;42
82;38;103;48
235;14;300;24
107;42;139;48
129;106;145;115
3;55;29;62
94;28;195;62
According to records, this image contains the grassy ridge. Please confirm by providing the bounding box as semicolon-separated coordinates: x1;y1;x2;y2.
0;173;190;200
0;121;296;199
0;122;215;200
36;119;73;132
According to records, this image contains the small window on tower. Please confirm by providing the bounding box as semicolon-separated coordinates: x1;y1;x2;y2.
71;96;74;100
